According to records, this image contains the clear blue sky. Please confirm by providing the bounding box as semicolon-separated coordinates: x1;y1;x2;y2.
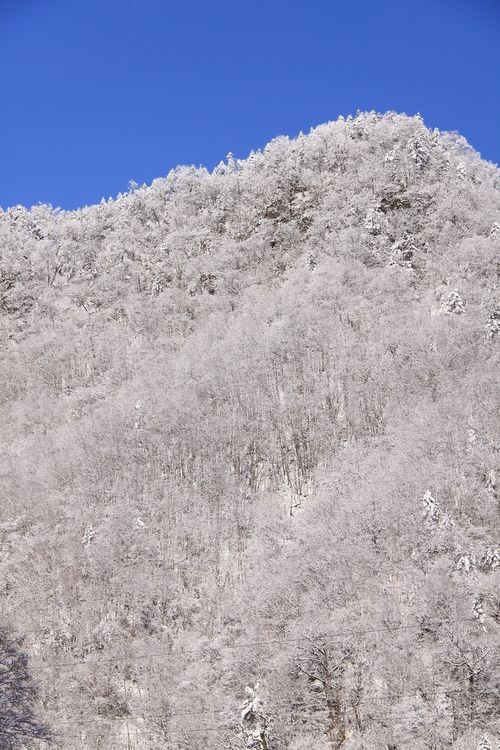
1;0;499;210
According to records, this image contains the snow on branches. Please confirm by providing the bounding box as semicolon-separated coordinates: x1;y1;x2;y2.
364;207;385;235
476;734;495;750
485;306;500;338
82;523;95;547
389;233;418;268
480;547;500;571
422;490;455;530
488;221;500;238
239;684;272;750
440;289;465;315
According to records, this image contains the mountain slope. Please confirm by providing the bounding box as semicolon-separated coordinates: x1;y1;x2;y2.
0;112;499;750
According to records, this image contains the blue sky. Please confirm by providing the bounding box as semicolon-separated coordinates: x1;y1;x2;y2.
1;0;499;210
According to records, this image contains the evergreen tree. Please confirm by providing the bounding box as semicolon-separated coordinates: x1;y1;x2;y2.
440;288;465;315
485;306;500;338
240;685;272;750
488;220;500;238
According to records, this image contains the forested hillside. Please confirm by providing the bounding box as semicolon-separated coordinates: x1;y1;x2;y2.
0;112;499;750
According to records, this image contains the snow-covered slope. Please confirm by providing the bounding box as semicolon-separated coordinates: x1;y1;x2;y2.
0;112;499;749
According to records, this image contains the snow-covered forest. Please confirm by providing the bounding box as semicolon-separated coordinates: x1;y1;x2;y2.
0;112;499;749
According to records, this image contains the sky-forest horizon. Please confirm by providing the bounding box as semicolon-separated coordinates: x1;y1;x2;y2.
2;4;500;750
0;110;499;749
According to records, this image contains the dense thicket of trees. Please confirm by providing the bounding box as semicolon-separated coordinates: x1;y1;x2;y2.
0;625;51;749
0;112;498;749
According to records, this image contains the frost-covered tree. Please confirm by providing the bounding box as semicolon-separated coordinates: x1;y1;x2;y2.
484;469;497;496
476;734;494;750
364;207;385;235
488;221;500;238
409;134;431;169
456;552;475;574
422;490;454;529
0;626;51;749
239;685;272;750
389;233;417;268
82;523;95;547
296;641;352;749
485;306;500;338
440;289;465;315
472;598;486;628
306;250;318;270
480;547;500;571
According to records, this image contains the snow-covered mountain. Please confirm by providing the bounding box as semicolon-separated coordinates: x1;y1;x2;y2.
1;112;499;749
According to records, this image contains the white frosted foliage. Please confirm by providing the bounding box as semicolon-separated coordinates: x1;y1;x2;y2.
240;684;272;750
481;546;500;571
82;524;95;547
472;597;485;626
384;144;399;163
485;306;500;338
306;251;317;270
456;552;475;573
364;207;384;235
476;734;493;750
467;428;477;445
390;234;417;267
422;490;437;518
440;514;455;530
440;289;465;315
1;112;499;749
422;490;454;529
241;685;260;723
485;469;496;494
488;220;500;238
409;135;431;169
